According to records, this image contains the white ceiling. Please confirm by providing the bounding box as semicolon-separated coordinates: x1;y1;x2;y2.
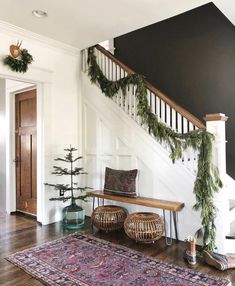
0;0;233;49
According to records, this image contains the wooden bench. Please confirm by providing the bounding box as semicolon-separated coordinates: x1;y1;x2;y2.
89;190;185;245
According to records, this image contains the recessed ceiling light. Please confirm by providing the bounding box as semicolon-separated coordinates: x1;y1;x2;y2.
32;10;48;18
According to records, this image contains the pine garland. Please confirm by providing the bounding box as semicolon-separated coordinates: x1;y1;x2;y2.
87;46;223;251
3;49;33;73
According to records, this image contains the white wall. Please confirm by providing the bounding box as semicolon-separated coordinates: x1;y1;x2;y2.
81;73;201;241
0;79;6;211
0;24;81;224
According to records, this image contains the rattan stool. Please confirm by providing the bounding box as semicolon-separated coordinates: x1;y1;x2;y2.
91;205;128;232
124;212;164;243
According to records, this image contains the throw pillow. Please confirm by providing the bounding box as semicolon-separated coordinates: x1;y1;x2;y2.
104;167;138;197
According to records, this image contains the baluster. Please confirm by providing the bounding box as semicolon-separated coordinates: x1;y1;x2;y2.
116;63;119;81
124;82;129;114
171;109;177;131
85;49;88;72
188;122;194;132
112;62;116;81
109;57;113;80
117;68;124;105
115;65;121;109
104;54;107;76
94;49;98;67
106;55;110;80
183;117;188;134
133;85;137;122
148;90;152;112
129;85;134;117
166;104;171;127
161;100;165;123
103;54;106;75
146;90;152;132
97;50;101;68
155;95;160;119
177;113;182;134
100;53;104;74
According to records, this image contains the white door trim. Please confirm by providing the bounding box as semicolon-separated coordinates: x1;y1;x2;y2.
3;67;53;224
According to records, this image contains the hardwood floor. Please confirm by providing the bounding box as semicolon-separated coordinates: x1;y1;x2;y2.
0;213;234;285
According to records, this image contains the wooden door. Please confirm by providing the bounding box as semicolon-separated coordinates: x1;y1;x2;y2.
15;89;37;215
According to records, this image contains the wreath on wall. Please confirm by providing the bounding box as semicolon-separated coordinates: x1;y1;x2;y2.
87;46;223;251
3;41;33;73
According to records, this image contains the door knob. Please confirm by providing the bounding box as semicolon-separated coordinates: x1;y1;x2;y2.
13;158;20;167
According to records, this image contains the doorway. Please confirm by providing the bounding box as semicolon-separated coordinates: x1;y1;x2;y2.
4;77;44;223
15;89;37;215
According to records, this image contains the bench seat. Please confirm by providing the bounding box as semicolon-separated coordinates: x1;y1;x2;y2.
89;190;184;212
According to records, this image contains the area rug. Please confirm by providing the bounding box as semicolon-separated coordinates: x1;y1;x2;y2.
6;232;231;286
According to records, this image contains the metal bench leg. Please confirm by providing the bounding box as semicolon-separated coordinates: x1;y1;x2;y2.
173;212;178;241
91;197;96;233
163;210;173;246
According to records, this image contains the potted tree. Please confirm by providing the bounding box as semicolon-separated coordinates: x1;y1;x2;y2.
45;146;91;229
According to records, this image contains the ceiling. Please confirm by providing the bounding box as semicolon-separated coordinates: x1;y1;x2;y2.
0;0;233;49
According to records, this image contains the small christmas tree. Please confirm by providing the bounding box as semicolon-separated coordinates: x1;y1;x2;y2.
45;146;91;229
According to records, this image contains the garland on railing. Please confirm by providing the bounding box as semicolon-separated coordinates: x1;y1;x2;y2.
87;47;222;251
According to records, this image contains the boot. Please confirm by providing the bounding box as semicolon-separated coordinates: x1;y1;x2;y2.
203;250;235;271
184;237;196;265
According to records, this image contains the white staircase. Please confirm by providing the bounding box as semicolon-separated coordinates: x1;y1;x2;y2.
81;45;235;254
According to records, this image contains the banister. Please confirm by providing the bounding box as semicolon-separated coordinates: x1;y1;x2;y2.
95;44;205;129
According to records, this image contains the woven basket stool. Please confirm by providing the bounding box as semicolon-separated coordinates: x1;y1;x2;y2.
91;205;128;232
124;212;164;243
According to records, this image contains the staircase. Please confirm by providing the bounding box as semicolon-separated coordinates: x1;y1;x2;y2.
81;44;235;254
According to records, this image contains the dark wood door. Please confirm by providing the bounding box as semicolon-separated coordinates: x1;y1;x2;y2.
15;89;37;215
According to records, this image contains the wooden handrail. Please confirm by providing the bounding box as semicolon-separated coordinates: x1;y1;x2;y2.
95;44;205;129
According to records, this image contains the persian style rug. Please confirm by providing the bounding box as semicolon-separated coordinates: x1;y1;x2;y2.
6;232;231;286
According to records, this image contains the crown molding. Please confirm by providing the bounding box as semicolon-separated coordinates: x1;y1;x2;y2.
0;20;80;57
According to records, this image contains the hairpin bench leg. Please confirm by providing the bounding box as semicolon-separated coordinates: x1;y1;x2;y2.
91;197;96;233
173;212;178;241
163;210;173;246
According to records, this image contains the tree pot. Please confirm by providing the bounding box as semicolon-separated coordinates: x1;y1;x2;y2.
62;202;85;230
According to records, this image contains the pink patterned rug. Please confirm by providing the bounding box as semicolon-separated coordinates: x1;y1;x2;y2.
6;232;231;286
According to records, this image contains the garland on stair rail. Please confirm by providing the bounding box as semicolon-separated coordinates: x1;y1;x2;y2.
87;46;222;251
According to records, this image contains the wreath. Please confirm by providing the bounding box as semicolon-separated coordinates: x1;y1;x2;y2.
3;41;33;73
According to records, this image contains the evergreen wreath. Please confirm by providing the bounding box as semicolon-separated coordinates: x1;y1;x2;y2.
3;48;33;73
87;46;223;251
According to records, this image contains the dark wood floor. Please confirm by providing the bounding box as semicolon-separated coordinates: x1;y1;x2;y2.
0;213;234;285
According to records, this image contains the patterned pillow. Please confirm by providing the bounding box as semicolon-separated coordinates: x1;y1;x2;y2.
104;167;138;197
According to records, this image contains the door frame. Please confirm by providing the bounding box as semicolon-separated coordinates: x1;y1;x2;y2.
3;67;52;224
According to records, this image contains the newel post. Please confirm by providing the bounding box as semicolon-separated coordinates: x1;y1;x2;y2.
204;113;229;254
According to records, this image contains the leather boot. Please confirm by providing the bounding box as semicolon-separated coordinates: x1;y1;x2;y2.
203;250;235;271
184;237;196;265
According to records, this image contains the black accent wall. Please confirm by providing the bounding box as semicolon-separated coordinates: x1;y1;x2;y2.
114;3;235;178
